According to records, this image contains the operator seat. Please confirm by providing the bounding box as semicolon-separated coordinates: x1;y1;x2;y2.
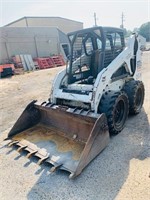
91;50;102;78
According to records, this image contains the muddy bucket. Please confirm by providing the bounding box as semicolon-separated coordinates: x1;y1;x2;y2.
6;101;109;178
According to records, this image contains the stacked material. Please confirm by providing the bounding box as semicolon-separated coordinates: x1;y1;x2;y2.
34;55;66;69
12;55;65;72
51;55;66;67
34;57;55;69
1;54;66;77
12;55;35;71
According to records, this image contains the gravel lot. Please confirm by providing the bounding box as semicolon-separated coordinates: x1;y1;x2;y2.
0;52;150;200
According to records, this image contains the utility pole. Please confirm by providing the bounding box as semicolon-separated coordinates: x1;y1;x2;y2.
94;12;97;27
120;12;125;29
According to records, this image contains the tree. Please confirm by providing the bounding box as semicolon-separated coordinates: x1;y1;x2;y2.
139;22;150;41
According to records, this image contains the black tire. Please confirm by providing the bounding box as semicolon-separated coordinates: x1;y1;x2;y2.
123;80;145;115
99;91;129;135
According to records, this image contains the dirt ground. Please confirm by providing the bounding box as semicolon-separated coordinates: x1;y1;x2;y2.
0;52;150;200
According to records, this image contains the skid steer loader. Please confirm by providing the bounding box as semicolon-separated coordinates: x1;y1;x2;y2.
5;26;145;178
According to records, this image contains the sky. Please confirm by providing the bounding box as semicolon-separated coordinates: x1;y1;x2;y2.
0;0;150;31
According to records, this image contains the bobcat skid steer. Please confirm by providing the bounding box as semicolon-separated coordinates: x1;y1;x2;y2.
5;27;145;178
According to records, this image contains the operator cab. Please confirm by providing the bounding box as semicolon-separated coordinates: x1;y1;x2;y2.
67;27;104;85
61;27;125;91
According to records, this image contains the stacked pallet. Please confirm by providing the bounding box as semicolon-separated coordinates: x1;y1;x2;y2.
51;55;66;67
34;57;55;69
34;55;65;69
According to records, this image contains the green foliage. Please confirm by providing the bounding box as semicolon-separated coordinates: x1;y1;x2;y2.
139;22;150;41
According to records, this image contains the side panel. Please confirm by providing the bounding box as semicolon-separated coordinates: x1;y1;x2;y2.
92;35;139;112
133;35;145;80
50;69;66;103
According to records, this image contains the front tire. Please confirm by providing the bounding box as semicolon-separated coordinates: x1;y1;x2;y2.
99;91;129;135
123;80;145;115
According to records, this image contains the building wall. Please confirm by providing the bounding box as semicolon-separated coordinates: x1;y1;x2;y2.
5;17;83;34
0;27;69;63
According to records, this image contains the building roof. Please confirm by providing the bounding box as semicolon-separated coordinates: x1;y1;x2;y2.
4;16;83;27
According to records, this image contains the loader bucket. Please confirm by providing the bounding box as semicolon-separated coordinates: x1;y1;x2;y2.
6;101;109;178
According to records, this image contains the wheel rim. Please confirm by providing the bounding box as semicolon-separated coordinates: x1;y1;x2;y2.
114;99;126;129
135;88;143;110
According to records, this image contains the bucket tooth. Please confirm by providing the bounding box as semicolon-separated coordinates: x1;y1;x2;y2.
35;148;50;165
37;154;50;165
50;164;62;173
37;158;47;165
69;173;75;179
17;145;27;152
26;150;38;158
16;140;30;152
8;140;19;147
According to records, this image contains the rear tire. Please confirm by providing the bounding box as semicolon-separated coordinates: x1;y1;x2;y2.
123;80;145;115
99;91;129;135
